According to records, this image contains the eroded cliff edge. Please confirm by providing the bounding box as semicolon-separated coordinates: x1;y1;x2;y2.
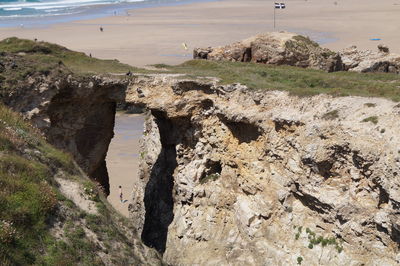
2;37;400;265
126;75;400;265
1;66;126;195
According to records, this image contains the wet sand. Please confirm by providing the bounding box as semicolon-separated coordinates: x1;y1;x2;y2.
2;0;400;67
106;113;144;217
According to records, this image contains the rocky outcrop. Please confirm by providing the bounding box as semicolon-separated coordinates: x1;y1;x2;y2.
0;56;127;195
0;103;162;265
193;32;343;72
4;39;400;265
340;45;400;73
126;75;400;265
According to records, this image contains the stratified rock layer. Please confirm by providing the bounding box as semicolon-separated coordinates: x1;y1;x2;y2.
127;75;400;265
194;32;343;72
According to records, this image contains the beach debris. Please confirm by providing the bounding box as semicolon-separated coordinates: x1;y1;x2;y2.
182;43;188;50
100;26;104;32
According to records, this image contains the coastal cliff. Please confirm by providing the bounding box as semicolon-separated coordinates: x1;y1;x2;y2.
2;37;400;265
126;75;400;265
0;39;162;265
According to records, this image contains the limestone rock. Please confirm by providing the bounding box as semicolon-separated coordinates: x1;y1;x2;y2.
193;32;343;72
0;60;127;195
340;45;400;73
126;75;400;265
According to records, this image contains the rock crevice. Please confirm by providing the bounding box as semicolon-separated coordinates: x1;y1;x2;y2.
126;75;400;265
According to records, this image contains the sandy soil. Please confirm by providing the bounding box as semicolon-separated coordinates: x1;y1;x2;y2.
106;113;144;217
1;0;400;67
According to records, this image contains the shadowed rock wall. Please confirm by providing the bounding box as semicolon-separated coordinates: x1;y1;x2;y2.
1;70;127;195
126;75;400;265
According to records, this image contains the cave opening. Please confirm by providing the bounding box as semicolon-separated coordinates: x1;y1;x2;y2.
105;104;145;217
224;120;263;144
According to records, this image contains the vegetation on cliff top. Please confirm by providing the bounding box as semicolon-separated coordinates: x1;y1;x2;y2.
154;60;400;101
0;37;142;75
2;37;400;101
0;104;160;265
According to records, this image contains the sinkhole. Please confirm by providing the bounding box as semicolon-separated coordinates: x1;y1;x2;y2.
105;110;145;217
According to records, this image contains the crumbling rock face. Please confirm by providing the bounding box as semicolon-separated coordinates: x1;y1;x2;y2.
194;32;400;75
340;45;400;73
1;69;127;195
194;32;343;72
127;75;400;265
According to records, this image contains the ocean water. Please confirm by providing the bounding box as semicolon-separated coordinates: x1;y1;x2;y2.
0;0;147;18
0;0;207;27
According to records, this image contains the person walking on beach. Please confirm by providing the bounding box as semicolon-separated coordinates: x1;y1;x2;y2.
119;185;123;203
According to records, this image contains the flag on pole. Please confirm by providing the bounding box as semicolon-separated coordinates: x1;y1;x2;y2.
275;3;286;9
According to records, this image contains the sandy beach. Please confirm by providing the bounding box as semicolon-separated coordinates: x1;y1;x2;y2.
106;113;144;217
2;0;399;216
1;0;400;67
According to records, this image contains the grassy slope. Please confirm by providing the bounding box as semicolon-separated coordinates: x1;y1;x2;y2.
0;37;146;75
154;60;400;101
0;38;162;265
2;37;399;101
0;104;159;265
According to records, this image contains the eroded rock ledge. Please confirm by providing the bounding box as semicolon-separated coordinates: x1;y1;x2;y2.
126;75;400;265
194;31;400;74
2;71;127;195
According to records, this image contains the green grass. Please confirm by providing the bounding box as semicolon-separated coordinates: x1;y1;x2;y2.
3;38;400;102
321;110;339;120
0;103;150;265
361;116;379;124
0;37;145;75
0;105;60;265
154;60;400;101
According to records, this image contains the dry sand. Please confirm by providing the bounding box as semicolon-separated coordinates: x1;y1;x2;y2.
1;0;400;67
2;0;400;215
106;113;144;217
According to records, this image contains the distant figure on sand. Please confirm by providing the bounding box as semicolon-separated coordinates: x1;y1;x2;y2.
100;26;103;32
119;185;123;202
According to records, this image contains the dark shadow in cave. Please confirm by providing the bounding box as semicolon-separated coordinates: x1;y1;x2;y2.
141;110;178;254
224;120;262;144
47;87;118;196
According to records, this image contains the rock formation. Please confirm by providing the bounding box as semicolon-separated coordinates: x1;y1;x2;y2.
3;39;400;265
193;32;344;72
0;54;127;195
126;75;400;265
340;45;400;73
194;32;400;75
